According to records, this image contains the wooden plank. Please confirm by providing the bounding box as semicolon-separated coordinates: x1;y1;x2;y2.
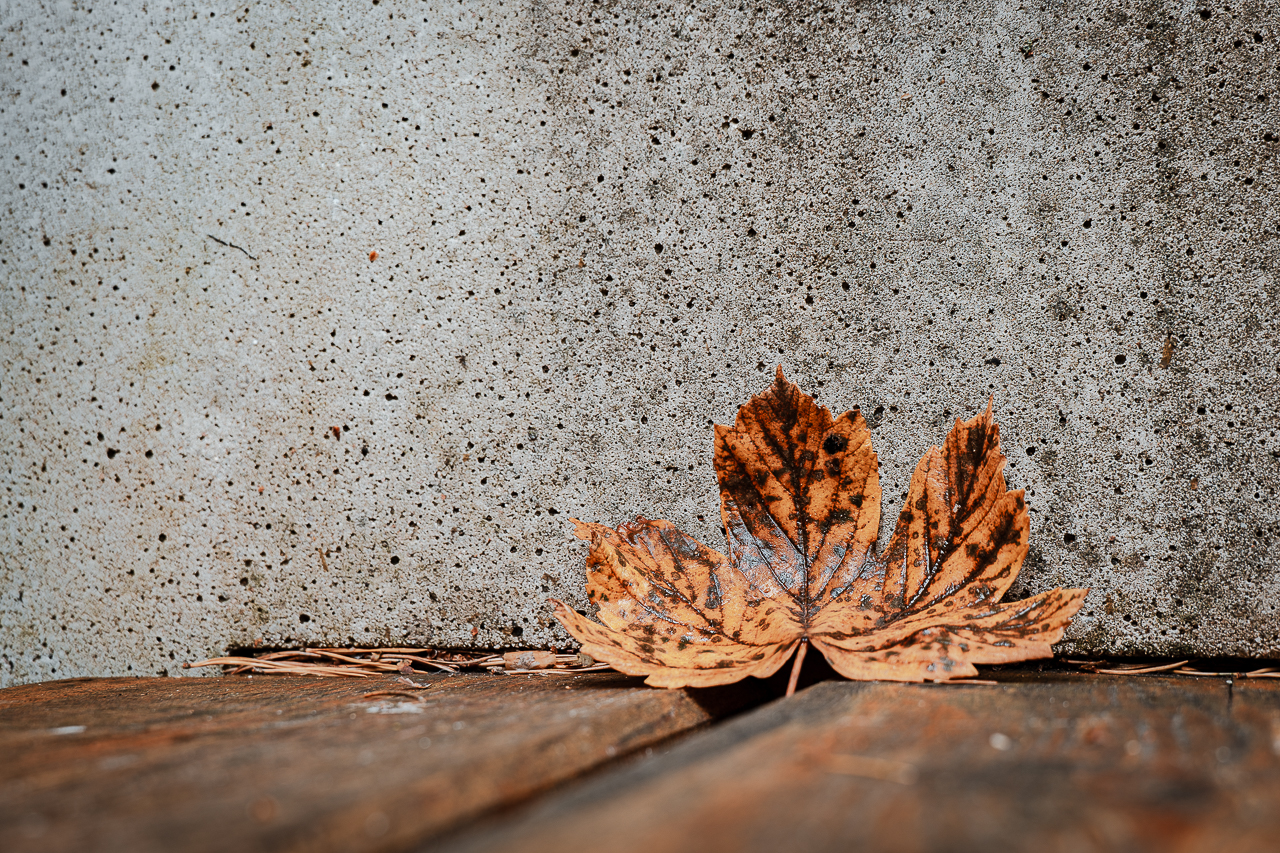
440;674;1280;853
0;672;753;853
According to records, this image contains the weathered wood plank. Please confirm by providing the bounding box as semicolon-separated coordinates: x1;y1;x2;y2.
439;674;1280;853
0;672;744;853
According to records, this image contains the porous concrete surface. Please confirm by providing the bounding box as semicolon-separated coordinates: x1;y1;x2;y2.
2;0;1279;685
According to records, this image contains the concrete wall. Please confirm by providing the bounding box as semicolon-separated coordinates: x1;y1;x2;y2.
3;0;1279;685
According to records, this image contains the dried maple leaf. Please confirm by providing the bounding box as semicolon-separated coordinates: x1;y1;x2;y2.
552;368;1087;690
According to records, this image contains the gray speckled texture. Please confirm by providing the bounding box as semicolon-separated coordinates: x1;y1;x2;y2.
3;0;1279;685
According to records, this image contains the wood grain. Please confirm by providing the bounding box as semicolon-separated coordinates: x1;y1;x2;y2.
0;672;747;853
441;674;1280;853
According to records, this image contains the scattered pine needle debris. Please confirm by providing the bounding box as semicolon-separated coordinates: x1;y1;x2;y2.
1067;659;1280;679
184;647;611;679
183;649;1280;683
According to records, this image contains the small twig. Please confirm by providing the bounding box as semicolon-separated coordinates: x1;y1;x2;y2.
1066;659;1108;669
381;654;458;673
293;649;400;668
184;657;370;678
304;650;413;672
1174;668;1230;677
205;233;257;260
1096;660;1190;675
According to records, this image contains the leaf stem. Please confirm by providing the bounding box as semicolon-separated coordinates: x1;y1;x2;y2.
786;638;809;698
